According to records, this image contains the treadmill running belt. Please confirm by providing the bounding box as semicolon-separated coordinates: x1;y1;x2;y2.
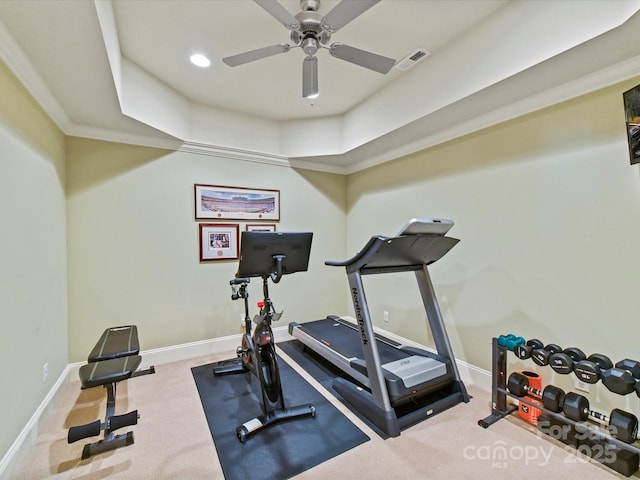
299;318;408;364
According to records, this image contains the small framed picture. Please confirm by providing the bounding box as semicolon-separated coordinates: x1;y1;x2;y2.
246;224;276;232
199;223;239;262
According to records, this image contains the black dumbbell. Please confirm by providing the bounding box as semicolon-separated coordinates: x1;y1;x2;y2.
574;353;613;384
578;435;640;477
549;347;586;375
531;343;563;367
514;339;544;360
562;392;639;444
601;359;640;395
507;372;565;412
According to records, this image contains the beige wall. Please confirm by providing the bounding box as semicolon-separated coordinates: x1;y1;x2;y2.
66;139;348;361
0;62;67;459
347;77;640;398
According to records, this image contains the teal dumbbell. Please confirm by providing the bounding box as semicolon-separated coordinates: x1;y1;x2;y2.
498;334;525;351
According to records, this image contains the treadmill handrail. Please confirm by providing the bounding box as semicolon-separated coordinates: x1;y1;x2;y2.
325;236;386;268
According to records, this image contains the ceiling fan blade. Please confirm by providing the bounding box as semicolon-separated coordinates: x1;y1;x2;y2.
323;0;380;32
223;44;291;67
253;0;299;29
302;56;318;98
329;43;395;74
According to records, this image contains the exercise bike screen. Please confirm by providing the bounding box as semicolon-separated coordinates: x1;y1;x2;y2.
236;231;313;278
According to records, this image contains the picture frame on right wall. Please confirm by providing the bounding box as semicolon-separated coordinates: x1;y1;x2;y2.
623;83;640;164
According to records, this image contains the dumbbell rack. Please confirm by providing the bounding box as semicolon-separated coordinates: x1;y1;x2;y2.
479;337;640;476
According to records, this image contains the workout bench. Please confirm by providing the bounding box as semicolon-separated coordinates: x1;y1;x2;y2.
67;325;155;459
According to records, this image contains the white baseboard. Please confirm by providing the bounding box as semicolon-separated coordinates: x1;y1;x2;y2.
0;363;71;479
141;327;293;368
0;326;487;479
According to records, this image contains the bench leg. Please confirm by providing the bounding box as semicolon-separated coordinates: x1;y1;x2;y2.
82;431;135;459
105;382;117;420
68;382;139;458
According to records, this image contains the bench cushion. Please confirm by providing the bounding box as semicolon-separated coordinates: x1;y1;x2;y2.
79;355;142;389
88;325;139;362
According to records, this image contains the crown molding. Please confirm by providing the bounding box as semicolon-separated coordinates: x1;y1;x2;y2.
179;142;291;167
66;122;183;150
0;17;71;133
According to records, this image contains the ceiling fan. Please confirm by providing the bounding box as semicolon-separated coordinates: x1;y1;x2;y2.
222;0;396;98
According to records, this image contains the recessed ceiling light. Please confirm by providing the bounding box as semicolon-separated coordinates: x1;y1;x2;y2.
190;53;211;68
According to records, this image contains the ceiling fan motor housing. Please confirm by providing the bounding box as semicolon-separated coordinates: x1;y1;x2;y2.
291;10;331;53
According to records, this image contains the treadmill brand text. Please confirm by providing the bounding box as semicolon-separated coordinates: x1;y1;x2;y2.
351;287;368;345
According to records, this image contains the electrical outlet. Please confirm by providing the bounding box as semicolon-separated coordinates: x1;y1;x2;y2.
383;311;389;322
575;378;590;393
42;363;48;384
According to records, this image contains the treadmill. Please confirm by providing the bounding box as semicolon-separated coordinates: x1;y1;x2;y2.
289;218;470;437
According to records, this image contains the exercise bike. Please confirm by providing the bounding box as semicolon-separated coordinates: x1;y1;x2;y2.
213;231;316;442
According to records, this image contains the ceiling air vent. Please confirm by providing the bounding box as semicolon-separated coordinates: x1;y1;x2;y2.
394;48;431;71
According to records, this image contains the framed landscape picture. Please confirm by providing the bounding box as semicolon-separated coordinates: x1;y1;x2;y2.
195;184;280;220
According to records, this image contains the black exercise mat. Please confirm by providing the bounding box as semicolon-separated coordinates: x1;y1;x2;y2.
191;348;369;480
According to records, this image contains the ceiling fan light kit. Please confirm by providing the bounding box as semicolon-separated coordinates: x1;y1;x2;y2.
302;56;319;98
223;0;397;98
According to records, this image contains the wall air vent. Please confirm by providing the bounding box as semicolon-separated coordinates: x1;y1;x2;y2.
394;48;431;71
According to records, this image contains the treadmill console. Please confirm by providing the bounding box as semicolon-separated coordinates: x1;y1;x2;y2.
396;217;453;237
